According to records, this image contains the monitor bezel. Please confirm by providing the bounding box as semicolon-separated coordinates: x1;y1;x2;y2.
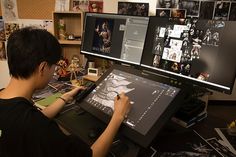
140;16;236;94
78;64;189;148
81;12;149;66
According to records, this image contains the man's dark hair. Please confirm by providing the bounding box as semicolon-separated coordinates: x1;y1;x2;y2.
7;27;62;79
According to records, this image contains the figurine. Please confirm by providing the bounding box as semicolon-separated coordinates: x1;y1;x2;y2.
69;57;80;81
56;59;68;77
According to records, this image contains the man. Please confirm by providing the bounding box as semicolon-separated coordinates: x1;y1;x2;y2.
0;27;131;157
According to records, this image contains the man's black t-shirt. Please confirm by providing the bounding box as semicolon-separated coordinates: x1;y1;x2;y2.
0;97;92;157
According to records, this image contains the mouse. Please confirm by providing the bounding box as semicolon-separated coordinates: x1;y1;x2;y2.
88;128;101;139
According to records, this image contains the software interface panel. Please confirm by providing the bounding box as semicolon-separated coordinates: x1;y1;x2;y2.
84;69;180;135
82;13;149;65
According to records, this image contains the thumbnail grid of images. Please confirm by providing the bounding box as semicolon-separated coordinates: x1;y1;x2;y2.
151;18;224;81
156;0;236;21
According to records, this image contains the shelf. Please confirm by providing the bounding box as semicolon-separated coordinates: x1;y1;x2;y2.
53;11;83;43
52;11;84;64
58;40;81;45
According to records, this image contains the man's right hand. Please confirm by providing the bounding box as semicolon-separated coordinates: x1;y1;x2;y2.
113;92;131;122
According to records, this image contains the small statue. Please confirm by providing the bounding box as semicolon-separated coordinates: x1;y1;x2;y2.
69;57;80;81
56;59;68;77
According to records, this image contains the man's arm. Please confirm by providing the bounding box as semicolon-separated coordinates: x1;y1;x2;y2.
41;87;84;119
91;92;131;157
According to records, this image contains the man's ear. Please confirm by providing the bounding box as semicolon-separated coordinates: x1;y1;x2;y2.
38;61;48;76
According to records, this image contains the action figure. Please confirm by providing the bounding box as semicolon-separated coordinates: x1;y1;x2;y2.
69;57;79;81
56;59;68;77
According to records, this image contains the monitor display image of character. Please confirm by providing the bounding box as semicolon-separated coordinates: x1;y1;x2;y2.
92;18;114;54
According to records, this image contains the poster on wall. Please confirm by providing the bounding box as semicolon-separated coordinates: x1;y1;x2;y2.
72;0;89;12
156;0;236;21
179;0;200;17
156;0;179;9
55;0;70;12
0;41;6;60
156;8;171;17
1;0;18;22
17;19;53;33
229;2;236;21
171;9;186;18
89;0;103;13
118;2;149;16
5;22;19;40
0;20;6;41
199;1;214;20
213;1;230;20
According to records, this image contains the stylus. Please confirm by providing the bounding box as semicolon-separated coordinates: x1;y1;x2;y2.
114;91;120;100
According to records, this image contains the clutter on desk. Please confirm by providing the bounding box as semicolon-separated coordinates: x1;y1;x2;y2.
153;130;236;157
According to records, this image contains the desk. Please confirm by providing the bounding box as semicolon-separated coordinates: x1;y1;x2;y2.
56;103;236;157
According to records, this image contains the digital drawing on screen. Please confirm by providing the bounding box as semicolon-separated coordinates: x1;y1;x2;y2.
92;18;114;54
85;69;180;135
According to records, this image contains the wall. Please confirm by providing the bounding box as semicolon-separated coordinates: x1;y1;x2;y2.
0;61;10;88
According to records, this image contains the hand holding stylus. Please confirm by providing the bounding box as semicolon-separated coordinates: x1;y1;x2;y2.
113;92;131;121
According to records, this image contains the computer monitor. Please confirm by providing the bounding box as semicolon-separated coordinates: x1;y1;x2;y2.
81;13;149;65
79;64;188;147
141;17;236;94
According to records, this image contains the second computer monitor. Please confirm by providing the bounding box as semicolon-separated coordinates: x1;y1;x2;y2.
81;13;149;65
141;17;236;94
